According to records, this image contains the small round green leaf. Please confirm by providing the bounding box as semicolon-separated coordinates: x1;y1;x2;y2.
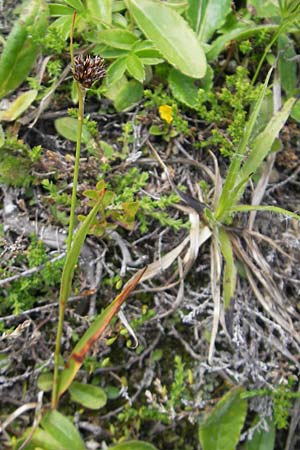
54;117;91;144
37;372;53;392
69;381;107;410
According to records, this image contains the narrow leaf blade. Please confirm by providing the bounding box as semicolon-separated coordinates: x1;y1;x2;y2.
57;268;147;398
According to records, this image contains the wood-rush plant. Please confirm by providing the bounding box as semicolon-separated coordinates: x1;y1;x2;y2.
14;12;168;450
51;13;106;410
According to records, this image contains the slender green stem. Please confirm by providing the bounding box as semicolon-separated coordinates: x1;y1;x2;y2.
51;83;85;409
66;85;86;252
51;10;86;409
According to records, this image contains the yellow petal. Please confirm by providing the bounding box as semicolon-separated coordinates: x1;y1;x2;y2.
159;105;173;124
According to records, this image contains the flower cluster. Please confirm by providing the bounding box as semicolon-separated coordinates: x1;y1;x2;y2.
72;55;106;88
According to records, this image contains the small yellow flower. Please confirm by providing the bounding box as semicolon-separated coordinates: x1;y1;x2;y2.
159;105;173;124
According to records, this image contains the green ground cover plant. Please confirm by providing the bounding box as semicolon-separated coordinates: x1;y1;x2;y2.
1;1;300;449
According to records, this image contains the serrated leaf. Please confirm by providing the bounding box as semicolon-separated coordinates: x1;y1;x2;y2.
126;54;145;82
54;117;91;144
69;382;107;409
0;90;37;121
0;0;48;99
126;0;206;78
168;68;198;108
199;387;247;450
109;441;158;450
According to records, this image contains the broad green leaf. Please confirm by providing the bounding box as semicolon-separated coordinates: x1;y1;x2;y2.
247;0;279;18
0;0;48;99
132;39;158;51
218;228;236;309
109;441;158;450
112;11;129;27
104;75;128;101
16;427;64;450
16;412;85;450
291;98;300;122
0;90;37;121
199;387;247;450
64;0;84;11
57;268;146;399
106;57;128;85
96;29;138;49
114;79;143;111
41;410;85;450
69;381;107;409
186;0;232;42
112;1;127;12
86;0;112;24
48;3;74;15
126;54;145;82
168;68;198;108
94;45;129;58
164;0;189;13
126;0;206;78
278;35;297;97
133;42;163;64
54;117;91;144
245;417;276;450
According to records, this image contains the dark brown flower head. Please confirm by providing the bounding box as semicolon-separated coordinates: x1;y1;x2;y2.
72;55;106;88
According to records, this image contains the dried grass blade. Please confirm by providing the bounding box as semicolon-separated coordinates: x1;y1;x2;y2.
208;236;222;364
